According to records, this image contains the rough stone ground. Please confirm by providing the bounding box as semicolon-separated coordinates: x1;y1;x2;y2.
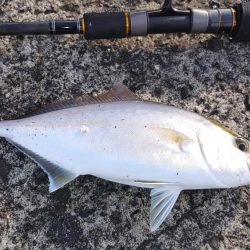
0;0;249;249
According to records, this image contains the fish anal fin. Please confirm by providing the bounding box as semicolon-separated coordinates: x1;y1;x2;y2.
7;140;78;192
23;84;138;117
150;186;181;232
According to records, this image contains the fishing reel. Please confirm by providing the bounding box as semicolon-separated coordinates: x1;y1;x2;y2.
0;0;249;42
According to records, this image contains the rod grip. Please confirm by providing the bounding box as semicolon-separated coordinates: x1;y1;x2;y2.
83;12;129;40
232;0;250;41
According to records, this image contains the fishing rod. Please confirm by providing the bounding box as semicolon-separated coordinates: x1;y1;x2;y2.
0;0;249;42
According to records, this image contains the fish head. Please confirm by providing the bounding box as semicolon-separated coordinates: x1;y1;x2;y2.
197;119;250;188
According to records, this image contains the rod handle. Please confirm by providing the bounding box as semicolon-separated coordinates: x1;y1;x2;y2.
232;0;250;41
83;12;130;40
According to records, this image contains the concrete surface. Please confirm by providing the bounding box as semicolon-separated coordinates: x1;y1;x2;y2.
0;0;249;249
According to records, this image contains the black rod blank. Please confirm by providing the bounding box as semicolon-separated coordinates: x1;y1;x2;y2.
0;22;51;35
0;20;82;35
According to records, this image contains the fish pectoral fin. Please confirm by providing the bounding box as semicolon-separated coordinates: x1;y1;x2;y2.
7;140;79;193
150;186;181;232
152;127;194;152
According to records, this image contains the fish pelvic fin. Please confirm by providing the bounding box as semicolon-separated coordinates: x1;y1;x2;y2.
150;186;181;232
7;139;78;192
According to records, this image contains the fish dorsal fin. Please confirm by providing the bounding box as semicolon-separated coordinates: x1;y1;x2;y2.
24;84;138;117
150;186;181;232
7;139;78;192
74;84;138;105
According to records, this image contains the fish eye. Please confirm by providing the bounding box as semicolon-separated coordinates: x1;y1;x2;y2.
235;138;249;152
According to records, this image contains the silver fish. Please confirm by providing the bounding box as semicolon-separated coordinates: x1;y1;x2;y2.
0;84;249;231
